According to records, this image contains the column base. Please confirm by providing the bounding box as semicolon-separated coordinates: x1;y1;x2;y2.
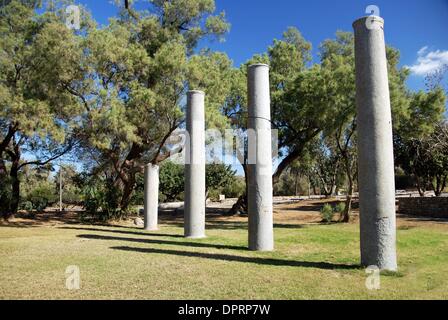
144;227;159;232
185;235;207;239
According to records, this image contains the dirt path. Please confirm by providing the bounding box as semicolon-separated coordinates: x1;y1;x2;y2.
2;199;447;232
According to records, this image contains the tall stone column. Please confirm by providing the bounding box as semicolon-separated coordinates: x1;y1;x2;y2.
184;90;206;239
144;164;159;231
247;64;274;251
353;16;397;271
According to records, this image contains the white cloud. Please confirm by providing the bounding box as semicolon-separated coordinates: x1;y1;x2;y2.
417;46;428;56
407;47;448;76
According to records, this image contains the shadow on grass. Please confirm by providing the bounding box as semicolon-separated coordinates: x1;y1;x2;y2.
111;246;360;270
161;221;306;231
60;226;184;238
283;200;359;212
77;234;246;251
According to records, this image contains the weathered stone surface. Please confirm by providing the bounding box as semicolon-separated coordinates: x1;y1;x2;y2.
247;64;274;251
184;90;206;239
144;164;159;231
353;16;397;271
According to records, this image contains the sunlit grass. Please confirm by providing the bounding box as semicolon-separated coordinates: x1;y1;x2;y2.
0;212;447;300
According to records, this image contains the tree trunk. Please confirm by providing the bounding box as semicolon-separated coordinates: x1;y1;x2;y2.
9;141;21;216
9;158;20;215
330;162;339;196
442;176;447;195
228;194;247;216
294;172;299;196
433;175;447;197
341;178;353;223
111;143;145;213
0;126;17;220
0;156;9;220
227;163;248;215
308;177;311;199
340;153;354;223
415;175;425;196
272;129;321;185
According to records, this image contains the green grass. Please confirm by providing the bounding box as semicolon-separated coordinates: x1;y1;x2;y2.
0;217;447;300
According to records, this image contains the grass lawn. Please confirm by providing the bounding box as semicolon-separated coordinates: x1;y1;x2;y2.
0;200;447;300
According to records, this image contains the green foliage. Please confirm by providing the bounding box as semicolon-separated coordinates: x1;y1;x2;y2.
159;161;185;202
54;165;82;205
395;122;448;196
397;88;446;140
20;201;34;212
20;180;57;211
147;0;230;51
205;164;236;195
1;0;446;221
320;204;334;223
334;202;346;214
77;175;124;221
135;162;237;203
19;166;56;211
0;0;86;218
394;86;447;196
67;0;234;211
274;168;308;196
221;176;245;198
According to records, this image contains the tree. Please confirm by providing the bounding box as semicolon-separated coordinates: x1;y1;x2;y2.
138;161;236;203
309;137;342;197
394;87;447;196
20;164;57;212
225;27;322;213
159;161;184;202
67;0;233;215
54;164;82;207
205;164;235;199
316;32;412;222
0;0;84;219
395;121;448;196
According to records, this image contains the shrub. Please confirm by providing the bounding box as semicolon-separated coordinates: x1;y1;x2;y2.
320;204;334;223
80;177;124;222
334;202;346;214
222;177;246;198
207;189;221;202
159;162;185;202
20;201;34;212
20;181;57;212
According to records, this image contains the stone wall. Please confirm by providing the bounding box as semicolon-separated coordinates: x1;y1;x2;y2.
398;197;448;218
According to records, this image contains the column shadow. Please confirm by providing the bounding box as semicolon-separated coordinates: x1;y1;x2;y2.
111;246;360;270
60;226;184;238
77;234;246;251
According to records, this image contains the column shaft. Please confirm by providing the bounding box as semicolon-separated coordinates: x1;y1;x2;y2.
247;64;274;251
353;16;397;271
144;164;159;231
184;90;206;238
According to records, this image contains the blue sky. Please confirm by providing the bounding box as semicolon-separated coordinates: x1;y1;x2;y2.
74;0;448;92
51;0;448;174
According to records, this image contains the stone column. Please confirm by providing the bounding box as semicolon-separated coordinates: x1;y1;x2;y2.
353;16;397;271
184;90;206;239
247;64;274;251
144;164;159;231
